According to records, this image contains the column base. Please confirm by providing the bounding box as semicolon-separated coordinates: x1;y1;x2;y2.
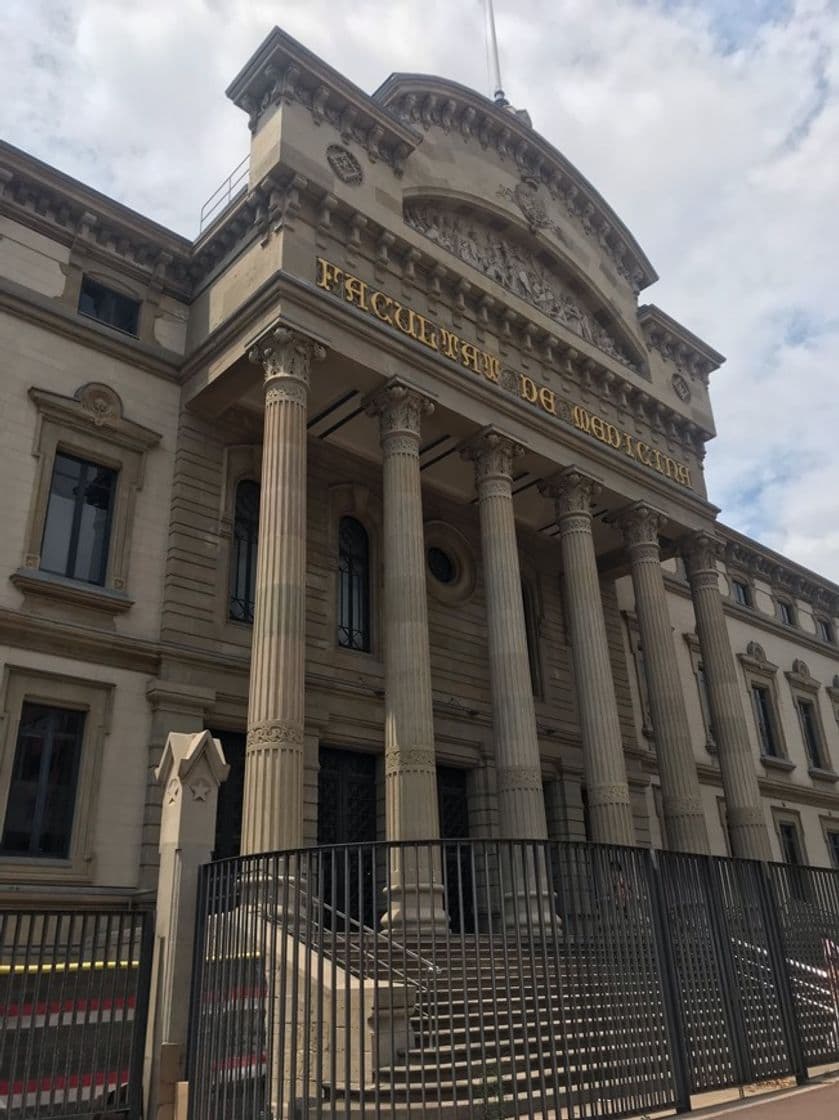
380;882;449;939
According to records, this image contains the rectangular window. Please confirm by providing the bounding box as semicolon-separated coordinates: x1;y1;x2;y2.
751;683;780;757
796;698;824;769
777;600;795;626
697;662;715;745
40;453;117;585
732;579;752;607
1;703;85;858
817;618;834;644
78;275;140;336
826;830;839;869
778;820;803;865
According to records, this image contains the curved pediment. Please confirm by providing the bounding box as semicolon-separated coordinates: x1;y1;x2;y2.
404;196;645;375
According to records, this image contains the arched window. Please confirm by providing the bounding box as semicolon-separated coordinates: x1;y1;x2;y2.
521;578;542;697
229;480;260;623
338;516;371;651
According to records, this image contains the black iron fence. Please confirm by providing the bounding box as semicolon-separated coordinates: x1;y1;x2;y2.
0;903;154;1120
187;840;839;1120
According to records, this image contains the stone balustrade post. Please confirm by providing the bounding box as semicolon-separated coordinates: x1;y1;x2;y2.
540;467;635;847
241;326;325;856
683;532;772;861
365;380;447;934
617;503;709;854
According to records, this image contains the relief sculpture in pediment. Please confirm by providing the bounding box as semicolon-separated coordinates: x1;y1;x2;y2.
404;202;640;374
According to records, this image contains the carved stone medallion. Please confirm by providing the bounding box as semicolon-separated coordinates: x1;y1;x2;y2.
326;144;363;185
672;373;691;402
513;179;549;228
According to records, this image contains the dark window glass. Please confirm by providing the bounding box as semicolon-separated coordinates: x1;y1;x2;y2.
778;821;803;865
817;618;834;644
751;684;780;757
1;703;85;858
777;600;795;626
78;275;140;336
697;663;715;744
732;579;752;607
827;831;839;869
521;579;541;697
428;546;456;584
40;453;116;585
797;698;823;769
337;516;370;652
229;480;260;623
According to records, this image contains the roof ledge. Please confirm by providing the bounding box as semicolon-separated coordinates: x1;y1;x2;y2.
639;304;725;385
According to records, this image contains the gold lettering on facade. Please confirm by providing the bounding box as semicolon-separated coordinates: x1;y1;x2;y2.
314;257;694;489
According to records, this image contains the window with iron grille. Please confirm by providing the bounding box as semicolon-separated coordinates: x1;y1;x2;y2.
337;516;370;652
796;697;824;769
1;703;85;858
751;683;781;758
229;480;260;623
40;452;117;586
778;820;803;864
826;829;839;869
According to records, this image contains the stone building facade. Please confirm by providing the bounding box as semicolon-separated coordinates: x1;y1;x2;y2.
1;26;839;903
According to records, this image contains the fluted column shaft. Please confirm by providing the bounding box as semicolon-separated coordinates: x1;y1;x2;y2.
618;505;709;854
465;431;547;840
241;327;324;856
366;381;446;932
542;468;635;846
684;533;772;861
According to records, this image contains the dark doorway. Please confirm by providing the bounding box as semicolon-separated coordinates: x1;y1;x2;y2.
437;765;474;933
317;747;377;927
209;729;246;861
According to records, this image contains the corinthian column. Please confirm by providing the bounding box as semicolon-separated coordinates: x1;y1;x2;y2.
540;467;635;847
241;326;325;856
365;380;447;934
463;430;547;840
617;504;709;854
683;533;771;861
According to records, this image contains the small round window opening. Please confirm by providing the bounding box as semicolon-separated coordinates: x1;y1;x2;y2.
427;546;457;585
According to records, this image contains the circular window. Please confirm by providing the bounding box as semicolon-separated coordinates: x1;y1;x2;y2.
428;546;457;584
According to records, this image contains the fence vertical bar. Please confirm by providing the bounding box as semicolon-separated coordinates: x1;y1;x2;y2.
756;861;807;1085
130;909;155;1119
647;849;692;1112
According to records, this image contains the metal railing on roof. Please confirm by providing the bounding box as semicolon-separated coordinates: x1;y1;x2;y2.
199;155;250;233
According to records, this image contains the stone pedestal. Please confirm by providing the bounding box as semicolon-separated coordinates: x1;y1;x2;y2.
366;380;447;934
241;326;324;856
541;467;635;847
618;504;709;854
683;532;771;861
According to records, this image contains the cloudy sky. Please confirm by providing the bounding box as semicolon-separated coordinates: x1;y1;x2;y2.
3;0;838;578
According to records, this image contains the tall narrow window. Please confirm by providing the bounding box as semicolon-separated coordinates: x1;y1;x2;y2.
817;618;834;644
751;683;780;758
1;703;85;858
40;453;117;585
696;662;715;746
732;579;752;607
338;516;370;651
229;480;260;623
827;830;839;869
521;579;542;697
796;698;824;769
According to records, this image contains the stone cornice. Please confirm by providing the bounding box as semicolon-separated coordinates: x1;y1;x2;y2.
0;607;160;674
0;140;192;299
719;523;839;614
225;26;420;175
638;304;725;386
374;73;657;296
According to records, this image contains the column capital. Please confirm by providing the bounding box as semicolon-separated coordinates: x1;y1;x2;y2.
682;530;723;580
461;428;525;485
616;502;665;556
364;379;434;442
539;465;601;518
248;325;327;400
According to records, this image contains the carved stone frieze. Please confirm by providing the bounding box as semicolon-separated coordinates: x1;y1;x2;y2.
404;201;641;374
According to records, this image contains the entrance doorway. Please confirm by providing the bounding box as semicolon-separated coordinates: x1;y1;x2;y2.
437;765;474;932
317;746;377;927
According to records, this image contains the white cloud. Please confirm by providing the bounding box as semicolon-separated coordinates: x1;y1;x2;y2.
1;0;838;578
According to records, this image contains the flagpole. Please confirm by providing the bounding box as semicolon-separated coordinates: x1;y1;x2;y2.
486;0;508;106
